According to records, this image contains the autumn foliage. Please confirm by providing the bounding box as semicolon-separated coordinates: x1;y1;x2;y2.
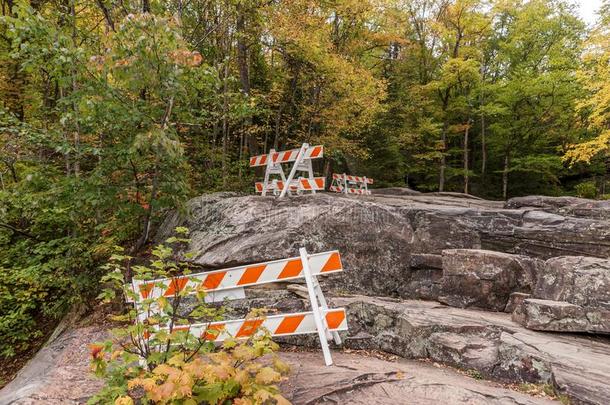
89;230;291;404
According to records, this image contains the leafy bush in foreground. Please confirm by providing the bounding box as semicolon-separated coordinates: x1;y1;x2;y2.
89;230;291;404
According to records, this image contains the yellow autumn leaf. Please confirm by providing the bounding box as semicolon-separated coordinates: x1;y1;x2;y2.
253;389;274;403
233;344;256;361
273;394;292;405
273;358;291;375
233;398;254;405
167;353;185;367
255;367;281;385
114;396;134;405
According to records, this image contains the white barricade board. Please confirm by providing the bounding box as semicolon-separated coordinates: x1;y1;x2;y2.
250;143;324;197
329;173;373;195
127;248;346;366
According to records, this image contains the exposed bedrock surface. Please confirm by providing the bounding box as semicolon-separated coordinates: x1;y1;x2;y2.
512;256;610;333
438;249;543;311
327;295;610;405
0;317;561;405
155;191;610;403
157;191;610;299
279;351;558;405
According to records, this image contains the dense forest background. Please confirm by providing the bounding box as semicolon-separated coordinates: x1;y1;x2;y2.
1;0;610;378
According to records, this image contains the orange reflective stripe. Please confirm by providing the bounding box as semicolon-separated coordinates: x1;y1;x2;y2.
325;311;345;329
203;323;225;340
278;259;303;279
139;282;154;299
310;146;322;157
164;278;189;297
315;178;324;188
238;265;266;285
236;319;264;338
301;179;312;190
321;252;342;272
202;271;226;290
275;314;305;334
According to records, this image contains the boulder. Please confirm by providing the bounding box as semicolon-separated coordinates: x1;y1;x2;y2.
158;193;414;298
438;249;542;311
505;292;531;313
156;192;610;301
535;256;610;307
512;298;610;333
512;256;610;333
371;187;421;196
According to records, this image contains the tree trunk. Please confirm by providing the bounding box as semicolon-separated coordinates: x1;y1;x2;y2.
236;5;256;155
463;119;471;194
439;122;447;192
95;0;115;31
480;113;486;179
134;96;174;252
70;0;80;177
502;149;510;200
221;61;229;187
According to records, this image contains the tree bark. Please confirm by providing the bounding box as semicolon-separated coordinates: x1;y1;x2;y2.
221;61;229;187
95;0;115;31
463;118;471;194
134;96;174;252
236;5;256;155
70;0;81;177
480;112;486;179
439;121;447;192
502;148;510;200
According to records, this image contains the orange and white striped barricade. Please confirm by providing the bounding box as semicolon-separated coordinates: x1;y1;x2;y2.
250;143;324;197
127;248;347;366
329;173;373;195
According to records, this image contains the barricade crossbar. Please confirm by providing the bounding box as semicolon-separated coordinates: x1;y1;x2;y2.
127;248;346;366
329;173;373;195
250;143;324;197
168;308;348;341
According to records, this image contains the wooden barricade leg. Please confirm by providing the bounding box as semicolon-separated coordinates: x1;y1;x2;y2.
343;173;348;195
299;247;333;366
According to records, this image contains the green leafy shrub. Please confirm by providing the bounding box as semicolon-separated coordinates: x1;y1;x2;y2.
575;181;597;199
0;177;104;358
89;230;291;404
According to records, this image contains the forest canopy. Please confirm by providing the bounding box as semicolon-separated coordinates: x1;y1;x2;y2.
1;0;610;372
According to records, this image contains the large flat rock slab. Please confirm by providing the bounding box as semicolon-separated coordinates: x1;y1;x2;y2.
280;351;557;405
157;192;610;301
0;322;557;405
331;296;610;405
0;325;106;405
